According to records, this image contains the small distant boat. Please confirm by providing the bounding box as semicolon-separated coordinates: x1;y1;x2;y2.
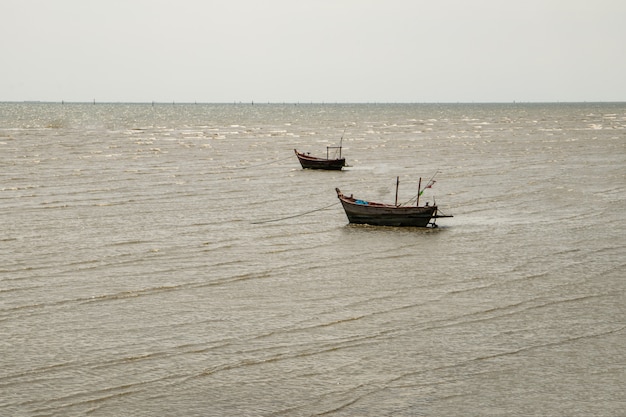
294;148;346;170
294;131;346;170
335;176;452;227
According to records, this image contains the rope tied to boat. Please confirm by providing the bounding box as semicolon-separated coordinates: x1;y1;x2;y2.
230;155;293;169
251;202;340;224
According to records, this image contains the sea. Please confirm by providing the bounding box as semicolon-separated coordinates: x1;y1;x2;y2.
1;102;624;416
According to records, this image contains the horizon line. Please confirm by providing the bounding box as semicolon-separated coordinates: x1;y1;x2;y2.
2;100;625;105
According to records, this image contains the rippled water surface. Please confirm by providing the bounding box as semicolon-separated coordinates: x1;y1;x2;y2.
1;102;625;416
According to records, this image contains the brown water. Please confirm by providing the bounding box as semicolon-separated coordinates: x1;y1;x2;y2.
1;102;624;416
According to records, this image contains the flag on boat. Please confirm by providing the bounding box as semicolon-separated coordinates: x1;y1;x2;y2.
419;180;436;196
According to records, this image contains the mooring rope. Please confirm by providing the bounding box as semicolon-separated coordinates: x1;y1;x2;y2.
230;155;293;170
251;202;340;224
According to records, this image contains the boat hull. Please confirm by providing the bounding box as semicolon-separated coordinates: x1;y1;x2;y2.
336;188;440;227
295;150;345;170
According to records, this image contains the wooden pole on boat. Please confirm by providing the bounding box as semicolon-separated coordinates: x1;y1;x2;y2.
417;177;422;207
395;176;400;206
339;127;345;159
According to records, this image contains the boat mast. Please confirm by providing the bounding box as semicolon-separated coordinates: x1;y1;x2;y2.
395;176;400;206
339;127;345;159
327;128;346;160
417;177;422;207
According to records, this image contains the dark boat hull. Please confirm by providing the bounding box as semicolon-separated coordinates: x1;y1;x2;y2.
295;149;345;170
336;188;442;227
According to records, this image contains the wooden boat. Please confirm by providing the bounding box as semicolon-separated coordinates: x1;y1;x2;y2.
335;176;452;227
294;132;346;170
294;148;346;170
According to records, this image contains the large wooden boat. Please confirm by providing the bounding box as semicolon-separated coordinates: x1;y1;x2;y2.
294;148;346;170
335;177;452;227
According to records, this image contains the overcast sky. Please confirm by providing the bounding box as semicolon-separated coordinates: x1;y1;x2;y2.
2;0;624;103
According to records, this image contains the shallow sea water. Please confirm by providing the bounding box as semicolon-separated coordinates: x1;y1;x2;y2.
1;102;625;416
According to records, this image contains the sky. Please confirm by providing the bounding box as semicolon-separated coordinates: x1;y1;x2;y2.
2;0;625;103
